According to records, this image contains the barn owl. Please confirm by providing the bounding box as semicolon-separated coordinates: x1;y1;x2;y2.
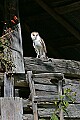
31;32;47;59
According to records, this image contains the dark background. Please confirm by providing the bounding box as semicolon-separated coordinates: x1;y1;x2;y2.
1;0;80;61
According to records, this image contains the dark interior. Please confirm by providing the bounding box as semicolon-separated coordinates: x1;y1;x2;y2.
1;0;80;61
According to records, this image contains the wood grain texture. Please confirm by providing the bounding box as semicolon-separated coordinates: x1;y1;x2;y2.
38;104;80;118
1;97;23;120
11;23;25;73
24;57;80;77
4;73;14;97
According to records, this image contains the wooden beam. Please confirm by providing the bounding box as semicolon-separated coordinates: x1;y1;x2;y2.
54;1;80;14
34;0;80;41
4;73;14;97
33;72;63;79
4;0;25;73
24;57;80;77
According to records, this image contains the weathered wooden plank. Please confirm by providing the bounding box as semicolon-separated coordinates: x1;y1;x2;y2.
38;108;55;118
19;98;80;119
4;0;25;73
33;72;63;80
0;114;33;120
23;115;80;120
58;79;64;120
22;98;80;108
27;71;38;120
1;97;23;120
33;78;56;84
23;114;33;120
34;95;62;102
35;84;57;92
4;73;14;97
36;90;57;96
0;115;80;120
34;95;80;103
11;23;25;73
24;57;80;77
65;104;80;118
63;79;80;103
14;97;23;120
38;104;80;118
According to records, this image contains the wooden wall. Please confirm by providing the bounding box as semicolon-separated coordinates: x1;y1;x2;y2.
24;57;80;120
0;57;80;119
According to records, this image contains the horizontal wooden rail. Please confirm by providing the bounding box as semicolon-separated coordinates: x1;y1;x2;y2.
34;95;63;102
32;73;64;80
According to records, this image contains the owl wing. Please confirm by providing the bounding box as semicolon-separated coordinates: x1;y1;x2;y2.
40;38;47;53
33;42;35;48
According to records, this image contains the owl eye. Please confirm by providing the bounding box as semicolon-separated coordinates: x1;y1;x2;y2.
33;34;35;36
36;34;38;36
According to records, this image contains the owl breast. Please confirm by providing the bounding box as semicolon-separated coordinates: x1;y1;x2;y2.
34;40;42;48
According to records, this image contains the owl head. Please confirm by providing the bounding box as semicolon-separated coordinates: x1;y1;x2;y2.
31;32;39;40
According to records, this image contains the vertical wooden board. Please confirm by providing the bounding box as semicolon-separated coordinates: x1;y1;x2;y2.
4;73;14;97
27;71;38;120
58;80;64;120
1;97;23;120
1;98;15;120
4;0;25;73
11;23;25;73
14;97;23;120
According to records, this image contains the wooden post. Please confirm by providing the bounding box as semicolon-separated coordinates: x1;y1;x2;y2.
4;0;25;73
11;23;25;73
27;71;38;120
4;73;14;97
1;97;23;120
58;74;64;120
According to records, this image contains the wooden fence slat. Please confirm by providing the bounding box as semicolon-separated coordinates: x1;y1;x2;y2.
58;79;64;120
36;90;57;96
34;95;62;102
1;97;23;120
27;71;38;120
4;73;14;97
14;97;23;120
1;97;14;120
35;84;57;92
33;73;63;80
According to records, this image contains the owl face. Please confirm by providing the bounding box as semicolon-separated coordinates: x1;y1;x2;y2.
31;32;39;40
